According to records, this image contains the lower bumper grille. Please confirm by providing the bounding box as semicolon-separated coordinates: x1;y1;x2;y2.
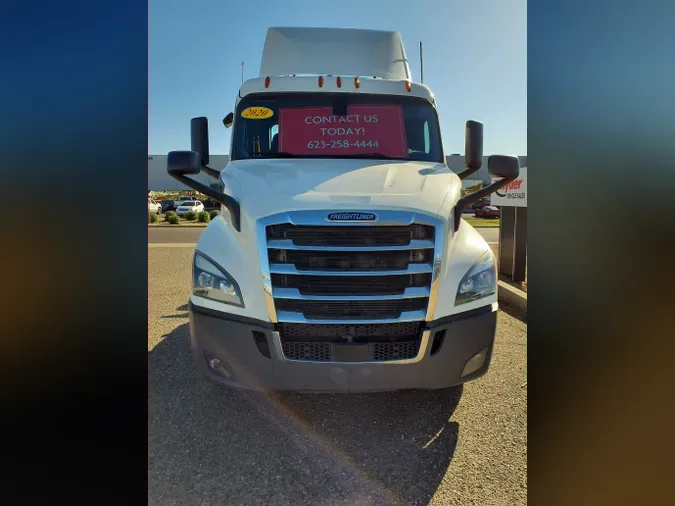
281;340;421;362
277;322;424;342
282;342;331;362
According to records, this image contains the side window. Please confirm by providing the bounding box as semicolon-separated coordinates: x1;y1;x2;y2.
423;121;430;154
270;124;279;151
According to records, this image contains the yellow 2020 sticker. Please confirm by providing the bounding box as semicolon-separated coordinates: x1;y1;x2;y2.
241;107;274;120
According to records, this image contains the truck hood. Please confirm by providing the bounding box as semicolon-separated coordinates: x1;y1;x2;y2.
222;158;461;222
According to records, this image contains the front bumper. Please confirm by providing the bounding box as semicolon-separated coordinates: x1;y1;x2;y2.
188;301;498;392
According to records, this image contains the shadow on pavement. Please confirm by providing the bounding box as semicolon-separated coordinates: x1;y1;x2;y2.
499;301;527;323
149;322;462;506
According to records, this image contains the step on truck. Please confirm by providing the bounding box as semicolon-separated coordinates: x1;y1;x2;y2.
167;27;519;392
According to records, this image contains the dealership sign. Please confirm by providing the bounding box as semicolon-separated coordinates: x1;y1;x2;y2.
491;166;527;207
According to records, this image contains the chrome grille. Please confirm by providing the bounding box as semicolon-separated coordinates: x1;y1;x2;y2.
267;224;434;246
269;249;434;271
276;298;429;320
271;273;432;295
259;211;442;363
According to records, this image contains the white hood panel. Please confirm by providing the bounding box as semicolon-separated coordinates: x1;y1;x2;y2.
222;158;461;224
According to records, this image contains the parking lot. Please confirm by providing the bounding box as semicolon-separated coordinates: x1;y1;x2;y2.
149;237;527;505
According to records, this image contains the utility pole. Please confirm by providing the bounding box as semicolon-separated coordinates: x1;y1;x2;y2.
419;41;424;84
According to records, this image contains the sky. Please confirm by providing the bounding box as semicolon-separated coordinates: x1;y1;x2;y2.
149;0;526;156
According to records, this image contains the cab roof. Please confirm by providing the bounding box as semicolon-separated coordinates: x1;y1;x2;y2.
259;27;412;81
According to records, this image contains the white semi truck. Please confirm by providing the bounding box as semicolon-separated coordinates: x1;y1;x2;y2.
167;27;519;392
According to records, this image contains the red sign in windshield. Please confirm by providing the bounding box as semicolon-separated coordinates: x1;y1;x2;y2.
278;105;408;157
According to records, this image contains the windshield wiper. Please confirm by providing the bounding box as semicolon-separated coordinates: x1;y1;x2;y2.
329;153;401;159
248;151;297;158
243;151;401;159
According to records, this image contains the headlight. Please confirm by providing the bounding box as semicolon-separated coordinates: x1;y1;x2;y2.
455;250;497;305
192;252;244;307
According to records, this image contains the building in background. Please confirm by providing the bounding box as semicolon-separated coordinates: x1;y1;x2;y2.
148;154;527;191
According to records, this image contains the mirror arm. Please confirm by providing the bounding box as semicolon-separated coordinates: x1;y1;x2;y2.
201;165;221;179
168;172;241;231
456;166;481;180
453;173;517;232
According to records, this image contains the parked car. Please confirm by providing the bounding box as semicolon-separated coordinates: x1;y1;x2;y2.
176;195;200;205
471;198;491;212
160;200;177;212
475;205;500;218
203;198;220;210
176;200;205;216
148;198;162;214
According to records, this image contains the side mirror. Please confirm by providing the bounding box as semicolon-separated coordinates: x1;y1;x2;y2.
222;112;234;129
191;117;210;167
465;120;483;171
191;116;221;180
456;120;484;180
453;150;519;232
166;150;241;231
167;151;201;176
488;155;520;179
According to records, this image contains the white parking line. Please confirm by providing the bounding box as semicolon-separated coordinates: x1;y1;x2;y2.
148;243;197;248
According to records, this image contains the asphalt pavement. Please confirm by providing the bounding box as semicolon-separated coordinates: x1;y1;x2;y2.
148;247;526;505
148;226;205;244
148;223;499;244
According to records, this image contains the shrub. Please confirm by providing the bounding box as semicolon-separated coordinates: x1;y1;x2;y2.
197;211;210;223
164;210;177;222
167;214;180;225
149;213;159;224
209;210;220;220
183;210;197;221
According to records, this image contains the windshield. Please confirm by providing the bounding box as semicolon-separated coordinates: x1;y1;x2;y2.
181;202;195;206
232;93;443;162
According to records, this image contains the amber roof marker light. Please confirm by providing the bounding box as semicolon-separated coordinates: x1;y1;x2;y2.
405;80;412;92
336;76;342;88
354;77;360;89
318;76;324;88
264;76;270;88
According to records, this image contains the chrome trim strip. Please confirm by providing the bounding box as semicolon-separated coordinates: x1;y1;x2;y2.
267;239;435;251
426;220;446;321
270;330;432;365
275;309;427;324
256;219;278;322
269;263;433;276
272;287;430;300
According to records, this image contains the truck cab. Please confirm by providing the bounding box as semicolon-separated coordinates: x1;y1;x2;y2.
167;27;519;392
